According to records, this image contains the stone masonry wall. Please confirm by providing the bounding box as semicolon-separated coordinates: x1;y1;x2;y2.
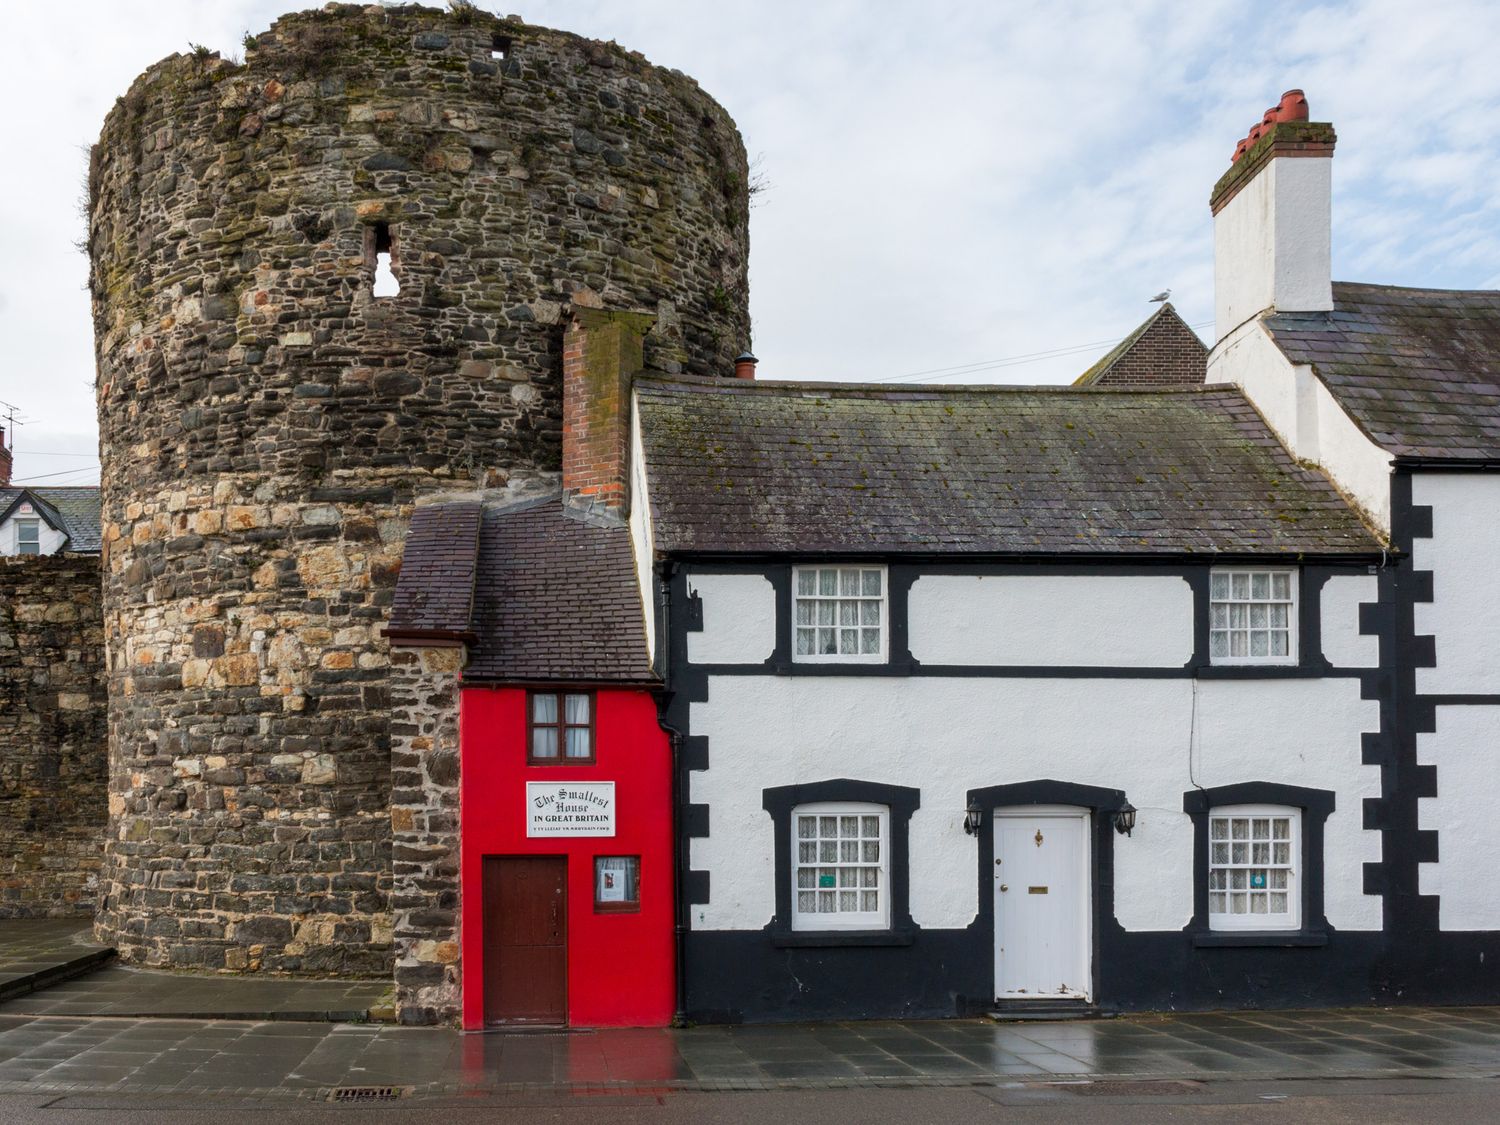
388;646;462;1025
0;555;107;918
88;3;750;973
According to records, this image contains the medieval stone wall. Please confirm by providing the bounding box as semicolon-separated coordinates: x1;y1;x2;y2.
0;555;107;918
88;3;750;973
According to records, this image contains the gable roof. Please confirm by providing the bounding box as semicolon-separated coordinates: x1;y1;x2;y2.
1074;303;1208;388
1265;281;1500;462
634;376;1381;557
388;495;655;684
0;487;102;552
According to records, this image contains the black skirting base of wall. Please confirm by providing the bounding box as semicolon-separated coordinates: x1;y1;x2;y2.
682;929;1500;1024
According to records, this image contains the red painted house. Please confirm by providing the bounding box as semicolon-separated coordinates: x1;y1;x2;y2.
389;495;674;1029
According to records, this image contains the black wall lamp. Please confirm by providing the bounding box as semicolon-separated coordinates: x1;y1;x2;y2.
963;801;984;836
1112;802;1137;837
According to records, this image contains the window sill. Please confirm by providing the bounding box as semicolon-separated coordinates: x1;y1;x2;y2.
1191;929;1328;948
771;928;915;949
1195;664;1326;680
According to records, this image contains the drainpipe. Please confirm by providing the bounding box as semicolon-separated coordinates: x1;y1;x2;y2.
653;559;691;1027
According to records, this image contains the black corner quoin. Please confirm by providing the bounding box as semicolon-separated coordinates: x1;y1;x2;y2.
762;779;921;947
1183;781;1335;947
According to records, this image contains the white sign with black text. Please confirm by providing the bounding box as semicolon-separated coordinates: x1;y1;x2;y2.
526;781;616;837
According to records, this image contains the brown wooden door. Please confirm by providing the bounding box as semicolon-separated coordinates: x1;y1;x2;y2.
482;856;567;1025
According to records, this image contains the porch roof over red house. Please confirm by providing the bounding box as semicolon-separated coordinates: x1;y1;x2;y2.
388;496;656;685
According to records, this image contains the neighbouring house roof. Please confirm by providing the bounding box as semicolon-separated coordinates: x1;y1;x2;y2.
1074;303;1208;388
387;503;483;643
0;486;102;552
1265;281;1500;461
634;375;1382;557
388;496;655;684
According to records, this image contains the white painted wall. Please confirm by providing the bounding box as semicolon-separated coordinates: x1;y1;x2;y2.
1417;705;1500;929
0;513;68;556
1413;473;1500;695
1214;155;1332;339
627;401;658;664
687;674;1381;934
1207;320;1392;532
908;574;1193;667
686;573;776;665
1320;574;1379;668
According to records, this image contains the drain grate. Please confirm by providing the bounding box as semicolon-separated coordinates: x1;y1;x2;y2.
1059;1080;1203;1097
328;1085;412;1102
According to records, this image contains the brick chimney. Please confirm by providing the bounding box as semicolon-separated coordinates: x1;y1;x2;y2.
1211;90;1335;340
0;428;11;487
562;308;654;512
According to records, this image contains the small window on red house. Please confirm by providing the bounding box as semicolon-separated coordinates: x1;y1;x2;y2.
595;856;640;912
528;691;594;764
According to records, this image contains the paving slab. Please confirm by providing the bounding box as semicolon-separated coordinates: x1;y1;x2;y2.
0;920;115;1001
0;964;392;1023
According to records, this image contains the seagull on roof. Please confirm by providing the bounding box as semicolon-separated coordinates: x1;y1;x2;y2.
1149;289;1171;303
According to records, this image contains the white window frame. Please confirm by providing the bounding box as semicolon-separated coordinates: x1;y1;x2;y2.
15;518;41;556
790;801;890;931
1209;567;1298;666
791;564;888;664
1208;804;1300;931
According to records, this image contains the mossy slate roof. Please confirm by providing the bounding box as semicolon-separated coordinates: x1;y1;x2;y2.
1266;282;1500;461
391;496;655;683
635;376;1380;556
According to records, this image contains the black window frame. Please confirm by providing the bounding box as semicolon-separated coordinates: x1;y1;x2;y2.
762;778;920;947
1183;781;1334;947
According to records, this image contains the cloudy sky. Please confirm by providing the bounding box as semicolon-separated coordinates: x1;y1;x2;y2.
2;0;1497;487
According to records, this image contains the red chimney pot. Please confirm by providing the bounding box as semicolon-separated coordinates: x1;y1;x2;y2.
1278;89;1308;122
733;351;758;381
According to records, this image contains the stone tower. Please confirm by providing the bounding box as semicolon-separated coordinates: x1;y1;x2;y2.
87;3;750;973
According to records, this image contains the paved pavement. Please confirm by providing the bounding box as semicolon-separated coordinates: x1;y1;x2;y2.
1;964;393;1022
0;920;113;1001
0;1007;1496;1100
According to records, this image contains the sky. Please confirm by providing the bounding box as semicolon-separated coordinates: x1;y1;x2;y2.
1;0;1497;487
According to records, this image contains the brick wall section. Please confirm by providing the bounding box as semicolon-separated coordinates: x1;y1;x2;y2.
389;646;463;1025
0;554;107;918
1085;307;1207;388
563;309;655;510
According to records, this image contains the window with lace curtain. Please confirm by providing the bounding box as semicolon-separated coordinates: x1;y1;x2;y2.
791;802;889;930
1208;805;1300;930
1209;568;1297;664
527;691;594;764
792;565;886;662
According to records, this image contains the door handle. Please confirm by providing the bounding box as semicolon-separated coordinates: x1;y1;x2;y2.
999;884;1008;892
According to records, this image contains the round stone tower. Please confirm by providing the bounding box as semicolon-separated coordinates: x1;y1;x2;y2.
87;3;750;973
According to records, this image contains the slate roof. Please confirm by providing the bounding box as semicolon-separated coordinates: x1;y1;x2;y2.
0;487;102;552
1265;282;1500;461
388;496;655;684
634;376;1382;557
387;503;482;642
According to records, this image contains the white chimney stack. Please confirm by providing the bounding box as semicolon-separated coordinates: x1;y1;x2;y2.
1211;91;1335;341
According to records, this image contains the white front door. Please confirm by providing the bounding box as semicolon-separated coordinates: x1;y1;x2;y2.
994;806;1091;1000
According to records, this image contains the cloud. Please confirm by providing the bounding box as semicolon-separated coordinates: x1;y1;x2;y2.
0;0;1494;482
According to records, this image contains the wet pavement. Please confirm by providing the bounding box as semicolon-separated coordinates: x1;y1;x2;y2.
0;920;113;1001
0;964;393;1022
0;1007;1496;1099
